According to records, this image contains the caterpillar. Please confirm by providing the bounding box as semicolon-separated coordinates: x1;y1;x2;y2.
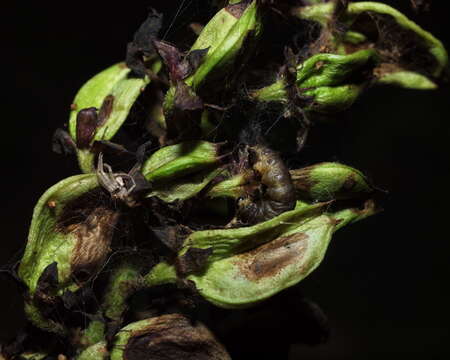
238;145;296;223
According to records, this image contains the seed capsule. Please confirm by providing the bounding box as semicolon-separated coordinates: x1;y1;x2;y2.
185;0;262;91
290;162;373;201
145;199;378;308
142;141;223;202
374;69;438;90
18;174;119;333
68;61;161;173
252;49;379;114
101;259;144;323
294;1;448;85
160;1;262;141
109;314;231;360
206;172;251;199
143;141;222;182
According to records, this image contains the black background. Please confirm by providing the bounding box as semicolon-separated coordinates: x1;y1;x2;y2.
2;1;450;359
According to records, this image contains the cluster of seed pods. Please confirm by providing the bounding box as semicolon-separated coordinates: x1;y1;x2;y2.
6;1;447;359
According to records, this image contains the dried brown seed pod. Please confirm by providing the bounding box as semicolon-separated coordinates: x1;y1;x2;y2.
110;314;231;360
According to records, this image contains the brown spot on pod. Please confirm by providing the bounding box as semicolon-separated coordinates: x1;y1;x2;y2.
69;206;120;283
70;103;77;110
342;174;357;191
290;168;317;194
236;232;309;281
123;314;230;360
97;95;115;127
176;247;213;276
47;200;57;209
225;1;251;19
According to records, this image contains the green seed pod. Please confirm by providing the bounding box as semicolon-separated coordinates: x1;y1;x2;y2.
68;61;161;173
252;49;378;114
141;141;223;202
76;342;108;360
101;259;144;323
188;213;335;308
142;141;222;183
145;200;378;308
18;174;119;333
303;83;365;114
147;167;223;203
296;50;378;88
79;320;106;349
375;69;438;90
159;1;262;140
295;49;378;113
294;1;448;84
178;201;327;265
185;0;262;91
109;314;231;360
206;172;251;199
290;162;373;202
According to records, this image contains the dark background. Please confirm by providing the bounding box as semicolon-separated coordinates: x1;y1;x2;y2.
2;1;450;359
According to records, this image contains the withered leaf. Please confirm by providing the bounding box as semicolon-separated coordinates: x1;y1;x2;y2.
76;107;99;149
174;82;203;111
186;48;210;73
153;41;190;81
52;128;76;155
126;9;163;77
154;41;209;82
